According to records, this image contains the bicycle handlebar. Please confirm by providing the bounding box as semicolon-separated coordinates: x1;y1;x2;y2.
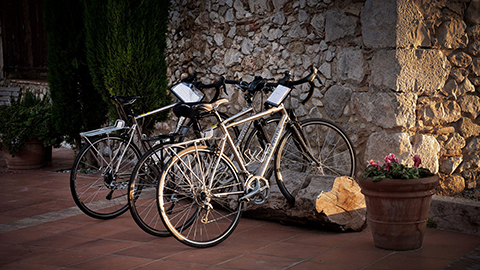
194;76;226;102
180;72;227;102
181;71;197;84
281;66;322;105
225;66;323;106
225;76;267;95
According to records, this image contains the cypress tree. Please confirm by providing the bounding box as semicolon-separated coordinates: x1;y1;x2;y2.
83;0;171;130
44;0;108;149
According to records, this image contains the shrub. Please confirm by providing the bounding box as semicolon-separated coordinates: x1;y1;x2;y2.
83;0;171;131
44;0;108;148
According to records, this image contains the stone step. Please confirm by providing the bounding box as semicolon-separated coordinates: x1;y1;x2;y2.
0;87;21;106
430;195;480;235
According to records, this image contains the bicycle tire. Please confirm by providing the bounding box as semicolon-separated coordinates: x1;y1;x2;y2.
158;146;243;248
70;135;141;219
128;112;237;237
128;144;183;236
274;118;356;205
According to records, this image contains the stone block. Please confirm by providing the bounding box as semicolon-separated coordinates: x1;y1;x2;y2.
418;99;461;126
436;19;468;49
460;117;480;139
324;85;352;119
437;174;465;195
449;52;473;68
439;156;463;175
459;95;480;119
364;131;440;174
362;0;430;48
396;49;451;95
466;136;480;153
325;10;357;42
361;0;396;48
352;92;416;128
370;49;398;90
444;133;466;151
316;176;367;231
466;0;480;25
430;195;480;235
336;48;365;84
370;49;450;94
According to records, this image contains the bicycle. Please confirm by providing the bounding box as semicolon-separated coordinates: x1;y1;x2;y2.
155;66;357;247
70;73;232;220
127;75;281;237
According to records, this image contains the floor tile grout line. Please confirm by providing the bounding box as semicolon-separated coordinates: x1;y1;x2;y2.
358;251;398;270
203;228;308;269
129;221;279;269
0;206;84;232
0;241;108;268
3;234;200;269
282;230;395;269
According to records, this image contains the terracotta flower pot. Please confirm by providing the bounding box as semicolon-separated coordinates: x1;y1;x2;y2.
358;175;439;251
3;138;46;170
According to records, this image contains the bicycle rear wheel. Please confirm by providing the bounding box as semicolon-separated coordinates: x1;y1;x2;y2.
158;146;243;248
70;135;141;219
274;118;356;204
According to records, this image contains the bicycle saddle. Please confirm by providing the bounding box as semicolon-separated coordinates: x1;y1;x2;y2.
194;98;228;112
172;99;229;118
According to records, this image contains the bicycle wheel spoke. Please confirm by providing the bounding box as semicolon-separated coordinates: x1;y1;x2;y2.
275;119;356;204
128;145;176;237
159;147;243;248
71;135;140;219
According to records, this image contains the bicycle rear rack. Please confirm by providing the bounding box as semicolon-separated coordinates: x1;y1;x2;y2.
80;120;127;138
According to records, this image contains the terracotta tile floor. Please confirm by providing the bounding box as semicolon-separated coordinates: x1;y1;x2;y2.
1;148;479;270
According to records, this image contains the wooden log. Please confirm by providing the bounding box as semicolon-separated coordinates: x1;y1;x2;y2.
244;176;367;231
315;176;367;231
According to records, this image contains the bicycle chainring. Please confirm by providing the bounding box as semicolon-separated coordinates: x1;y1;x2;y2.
244;176;270;205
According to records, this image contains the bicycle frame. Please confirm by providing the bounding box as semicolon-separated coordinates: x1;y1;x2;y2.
162;103;289;197
163;94;327;203
219;104;288;179
78;102;183;176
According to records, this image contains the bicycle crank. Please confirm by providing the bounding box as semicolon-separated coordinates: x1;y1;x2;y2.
241;176;270;204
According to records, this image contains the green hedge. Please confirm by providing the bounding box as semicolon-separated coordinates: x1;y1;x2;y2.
44;0;108;148
83;0;171;130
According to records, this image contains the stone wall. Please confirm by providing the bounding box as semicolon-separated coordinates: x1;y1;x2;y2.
166;0;480;196
0;79;49;100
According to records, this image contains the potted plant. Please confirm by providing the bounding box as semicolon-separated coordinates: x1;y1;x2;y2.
359;153;439;251
0;91;61;169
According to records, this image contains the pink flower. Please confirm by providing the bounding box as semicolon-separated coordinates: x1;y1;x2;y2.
385;153;398;163
368;160;381;170
414;155;421;168
384;159;392;171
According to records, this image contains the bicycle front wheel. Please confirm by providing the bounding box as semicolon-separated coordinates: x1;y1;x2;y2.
128;144;182;236
70;135;141;219
274;118;356;204
158;146;243;248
